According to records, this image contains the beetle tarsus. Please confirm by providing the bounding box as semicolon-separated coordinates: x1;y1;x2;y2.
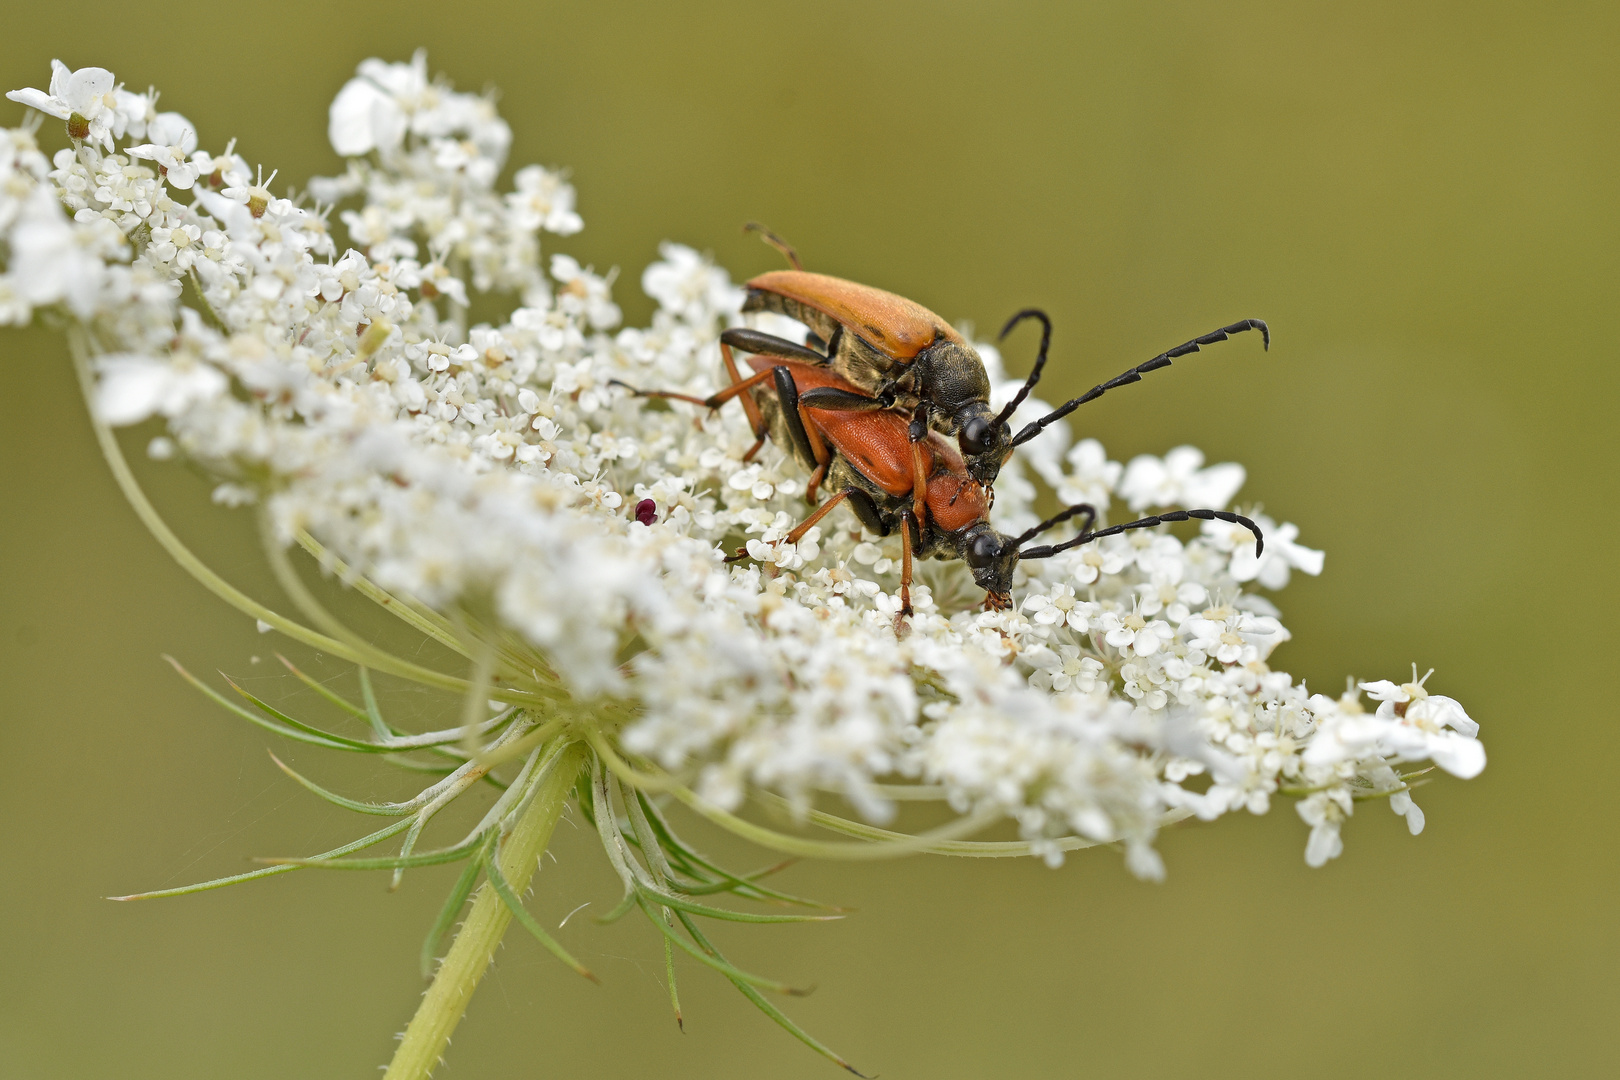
608;378;706;407
895;508;917;637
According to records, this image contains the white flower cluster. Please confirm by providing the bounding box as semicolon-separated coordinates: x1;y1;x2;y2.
3;56;1485;874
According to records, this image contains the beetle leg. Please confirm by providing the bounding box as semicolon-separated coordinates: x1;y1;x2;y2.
881;367;917;403
785;488;850;545
797;386;885;412
907;403;929;442
614;354;776;414
895;511;916;634
704;363;778;409
802;416;830;469
720;340;769;440
844;486;889;536
727;487;849;563
910;439;929;524
799;409;831;506
806;463;827;504
615;373;773;412
607;379;710;408
721;327;828;365
770;367;820;478
615;361;777;456
764;367;834;506
824;324;843;362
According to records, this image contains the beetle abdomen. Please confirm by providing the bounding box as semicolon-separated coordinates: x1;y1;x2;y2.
743;283;902;397
742;287;843;348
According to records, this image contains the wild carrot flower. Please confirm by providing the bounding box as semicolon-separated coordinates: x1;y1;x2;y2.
3;53;1486;1079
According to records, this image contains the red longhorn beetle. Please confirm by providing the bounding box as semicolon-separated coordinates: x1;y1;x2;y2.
730;224;1270;493
615;355;1263;628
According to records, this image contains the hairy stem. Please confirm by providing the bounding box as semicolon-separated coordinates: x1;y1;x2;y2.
383;741;588;1080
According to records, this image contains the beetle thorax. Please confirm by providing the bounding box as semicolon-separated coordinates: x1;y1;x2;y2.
913;340;991;429
925;465;989;536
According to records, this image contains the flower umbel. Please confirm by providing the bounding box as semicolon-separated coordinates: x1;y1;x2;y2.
4;54;1485;1079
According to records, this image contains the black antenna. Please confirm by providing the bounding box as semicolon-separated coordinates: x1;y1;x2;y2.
1004;502;1097;553
743;222;803;271
993;309;1053;426
1010;319;1269;448
1020;509;1264;560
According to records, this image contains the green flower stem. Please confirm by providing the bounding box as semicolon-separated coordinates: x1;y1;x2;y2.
67;330;551;709
67;332;348;661
383;741;588;1080
293;529;479;663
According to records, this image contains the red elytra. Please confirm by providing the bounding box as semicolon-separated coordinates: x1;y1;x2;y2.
742;355;987;536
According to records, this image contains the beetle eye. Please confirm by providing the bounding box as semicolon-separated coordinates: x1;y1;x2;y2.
966;532;1002;569
960;416;994;456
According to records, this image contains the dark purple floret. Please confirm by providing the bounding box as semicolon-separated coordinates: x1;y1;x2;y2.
634;498;657;526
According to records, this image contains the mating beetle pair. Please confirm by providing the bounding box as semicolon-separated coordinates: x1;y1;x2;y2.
731;224;1270;492
617;229;1267;624
621;348;1262;626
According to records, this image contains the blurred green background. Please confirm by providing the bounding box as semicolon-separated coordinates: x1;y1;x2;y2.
3;2;1616;1077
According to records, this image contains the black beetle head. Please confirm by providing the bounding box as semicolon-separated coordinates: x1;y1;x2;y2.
956;403;1012;486
957;521;1020;603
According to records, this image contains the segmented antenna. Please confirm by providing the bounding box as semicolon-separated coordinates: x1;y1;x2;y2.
1004;502;1097;553
1010;319;1269;448
1020;509;1264;560
994;309;1053;426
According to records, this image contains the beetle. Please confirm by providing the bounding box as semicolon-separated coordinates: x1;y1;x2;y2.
727;225;1271;491
614;354;1263;628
